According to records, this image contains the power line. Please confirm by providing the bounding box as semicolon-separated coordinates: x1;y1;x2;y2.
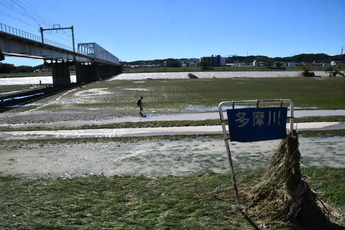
0;9;36;28
2;0;85;47
1;0;49;28
12;0;54;25
10;0;53;27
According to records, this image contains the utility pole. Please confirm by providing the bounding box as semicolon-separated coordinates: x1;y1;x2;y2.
40;25;76;60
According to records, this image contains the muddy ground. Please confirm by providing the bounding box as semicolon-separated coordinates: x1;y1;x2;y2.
1;136;344;178
0;108;131;125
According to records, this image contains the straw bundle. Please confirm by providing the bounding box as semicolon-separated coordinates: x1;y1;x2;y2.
246;130;342;228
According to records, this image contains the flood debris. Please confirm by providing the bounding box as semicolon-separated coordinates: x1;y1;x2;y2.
246;130;343;229
188;73;198;79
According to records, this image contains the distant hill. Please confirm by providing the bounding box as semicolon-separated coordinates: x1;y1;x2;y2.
121;53;345;65
230;53;345;64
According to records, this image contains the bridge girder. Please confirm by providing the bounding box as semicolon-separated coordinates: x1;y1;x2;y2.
0;24;120;66
0;23;122;86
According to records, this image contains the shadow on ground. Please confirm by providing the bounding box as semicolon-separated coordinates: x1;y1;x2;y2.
0;84;82;113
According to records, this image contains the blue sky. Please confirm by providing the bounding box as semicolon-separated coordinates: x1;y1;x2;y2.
1;0;345;66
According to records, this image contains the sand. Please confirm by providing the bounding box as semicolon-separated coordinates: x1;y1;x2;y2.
1;136;344;178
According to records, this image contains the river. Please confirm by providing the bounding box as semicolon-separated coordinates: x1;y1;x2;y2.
109;70;329;80
0;71;329;85
0;75;77;85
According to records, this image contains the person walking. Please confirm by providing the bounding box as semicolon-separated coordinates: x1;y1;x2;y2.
137;96;144;116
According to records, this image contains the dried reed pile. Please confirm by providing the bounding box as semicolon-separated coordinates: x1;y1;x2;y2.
246;130;342;228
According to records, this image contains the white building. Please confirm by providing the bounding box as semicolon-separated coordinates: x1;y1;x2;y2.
179;58;200;67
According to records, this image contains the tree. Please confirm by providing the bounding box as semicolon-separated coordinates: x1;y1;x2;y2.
0;63;15;73
171;61;181;67
275;62;282;68
265;60;273;68
298;63;315;77
325;65;345;77
200;60;211;70
11;65;34;73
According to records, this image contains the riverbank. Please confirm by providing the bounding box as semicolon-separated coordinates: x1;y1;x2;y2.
0;75;344;177
0;73;344;228
112;70;330;80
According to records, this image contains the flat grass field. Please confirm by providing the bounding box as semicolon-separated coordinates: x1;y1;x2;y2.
1;169;344;229
1;76;345;229
54;77;345;111
2;76;345;114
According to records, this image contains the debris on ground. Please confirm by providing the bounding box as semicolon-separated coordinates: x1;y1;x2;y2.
245;130;343;229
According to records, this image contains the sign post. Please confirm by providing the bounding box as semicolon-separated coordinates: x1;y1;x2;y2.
218;99;294;209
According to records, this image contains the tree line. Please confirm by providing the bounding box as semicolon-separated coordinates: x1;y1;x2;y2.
1;53;344;74
0;63;44;74
121;53;345;66
230;53;345;64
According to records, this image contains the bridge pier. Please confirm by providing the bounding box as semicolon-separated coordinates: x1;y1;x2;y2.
76;63;122;83
49;61;72;86
75;63;99;83
110;65;122;76
98;64;110;79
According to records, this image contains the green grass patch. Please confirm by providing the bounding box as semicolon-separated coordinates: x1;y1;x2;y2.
1;116;344;132
122;66;326;73
0;168;344;229
295;116;345;123
298;129;345;138
1;135;225;148
302;168;345;212
3;77;345;114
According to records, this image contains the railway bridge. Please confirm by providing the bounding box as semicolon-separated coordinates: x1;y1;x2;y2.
0;23;121;85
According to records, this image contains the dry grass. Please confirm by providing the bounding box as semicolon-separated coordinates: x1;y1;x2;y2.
245;131;343;228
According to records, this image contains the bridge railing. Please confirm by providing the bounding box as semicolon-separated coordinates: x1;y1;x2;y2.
78;42;119;65
0;23;119;65
0;23;73;51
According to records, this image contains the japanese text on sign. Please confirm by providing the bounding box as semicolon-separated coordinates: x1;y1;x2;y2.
227;107;287;142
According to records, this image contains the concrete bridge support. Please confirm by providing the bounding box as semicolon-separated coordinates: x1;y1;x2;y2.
50;62;71;86
76;63;122;83
96;64;121;79
75;63;99;83
98;64;111;79
110;65;122;76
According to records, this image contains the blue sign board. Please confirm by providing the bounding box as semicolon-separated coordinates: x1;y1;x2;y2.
227;107;287;142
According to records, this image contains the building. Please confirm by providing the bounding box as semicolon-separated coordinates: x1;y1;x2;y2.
282;62;296;67
200;55;226;67
179;58;200;67
164;59;182;68
252;60;265;67
274;61;296;67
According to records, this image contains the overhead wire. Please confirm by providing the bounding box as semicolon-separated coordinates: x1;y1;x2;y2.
1;0;84;47
1;0;50;28
0;9;35;27
11;0;54;26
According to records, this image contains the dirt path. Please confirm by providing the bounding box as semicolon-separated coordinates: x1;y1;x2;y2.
1;136;344;178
